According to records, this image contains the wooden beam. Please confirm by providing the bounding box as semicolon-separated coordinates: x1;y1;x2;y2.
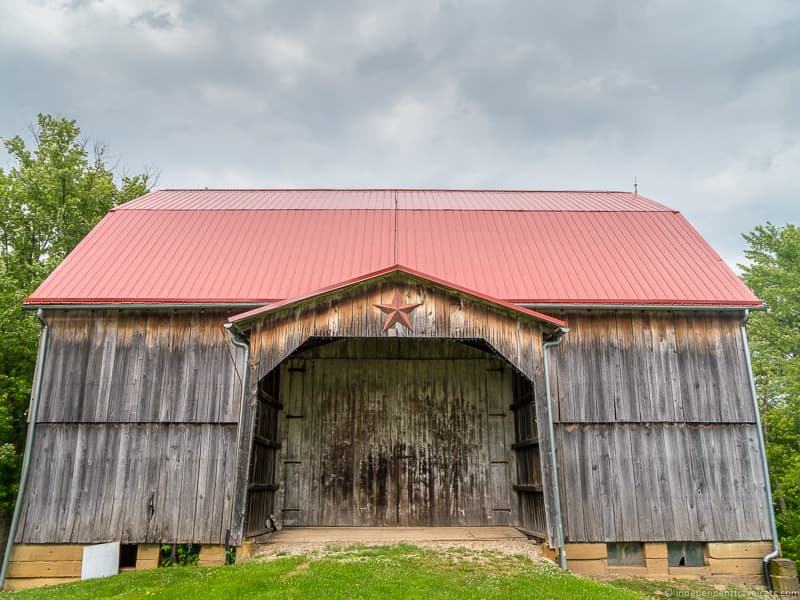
513;484;543;493
247;483;279;492
511;439;539;450
252;435;280;449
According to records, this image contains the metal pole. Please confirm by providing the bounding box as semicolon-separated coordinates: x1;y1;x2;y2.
225;323;251;456
0;309;50;589
224;323;251;544
740;309;780;591
543;335;567;569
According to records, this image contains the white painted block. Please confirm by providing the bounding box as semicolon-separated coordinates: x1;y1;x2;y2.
81;542;120;580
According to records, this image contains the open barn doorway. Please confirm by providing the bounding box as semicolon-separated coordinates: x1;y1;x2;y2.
243;337;545;535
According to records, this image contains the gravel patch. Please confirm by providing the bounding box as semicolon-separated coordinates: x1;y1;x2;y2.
253;538;546;563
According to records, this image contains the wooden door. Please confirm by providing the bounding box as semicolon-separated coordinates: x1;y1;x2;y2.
510;371;547;535
244;370;281;537
486;366;515;525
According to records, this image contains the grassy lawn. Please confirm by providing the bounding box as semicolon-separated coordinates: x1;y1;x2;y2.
1;544;648;599
1;545;774;599
608;576;774;598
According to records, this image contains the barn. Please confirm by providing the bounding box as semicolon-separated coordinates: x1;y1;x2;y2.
1;189;778;589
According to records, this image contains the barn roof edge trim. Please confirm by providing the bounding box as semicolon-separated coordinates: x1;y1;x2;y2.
227;264;568;330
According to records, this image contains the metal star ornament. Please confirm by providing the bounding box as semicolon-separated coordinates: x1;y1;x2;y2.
374;290;422;332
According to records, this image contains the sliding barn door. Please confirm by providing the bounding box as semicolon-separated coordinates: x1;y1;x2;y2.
244;370;281;537
485;366;515;526
510;372;547;535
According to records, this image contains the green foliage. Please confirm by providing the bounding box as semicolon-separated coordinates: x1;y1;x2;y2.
159;544;200;567
740;223;800;561
0;114;152;515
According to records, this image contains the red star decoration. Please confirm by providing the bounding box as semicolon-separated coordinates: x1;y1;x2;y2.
374;290;422;332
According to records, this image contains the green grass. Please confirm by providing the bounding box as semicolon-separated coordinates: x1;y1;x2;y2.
608;576;774;598
2;544;647;599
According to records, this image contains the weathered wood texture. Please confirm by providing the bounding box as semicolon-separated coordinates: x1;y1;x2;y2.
550;311;770;543
549;312;754;423
16;423;237;544
240;273;558;544
271;339;517;528
38;310;242;423
17;310;243;545
244;369;281;537
22;290;766;552
556;423;771;542
510;371;547;535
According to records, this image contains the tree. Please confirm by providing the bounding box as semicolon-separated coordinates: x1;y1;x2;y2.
0;114;153;513
740;223;800;561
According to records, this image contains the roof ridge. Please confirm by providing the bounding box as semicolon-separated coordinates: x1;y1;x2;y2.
112;207;677;213
115;188;674;212
154;187;635;193
115;188;675;214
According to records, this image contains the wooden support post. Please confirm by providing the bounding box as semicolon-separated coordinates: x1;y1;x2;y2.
3;544;83;591
643;543;668;575
235;541;255;564
135;545;160;570
198;545;227;567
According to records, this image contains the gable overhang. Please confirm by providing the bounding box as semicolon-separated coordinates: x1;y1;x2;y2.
227;264;567;333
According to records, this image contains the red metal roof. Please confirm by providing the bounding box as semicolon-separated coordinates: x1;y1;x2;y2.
120;189;670;211
25;189;761;308
228;264;567;328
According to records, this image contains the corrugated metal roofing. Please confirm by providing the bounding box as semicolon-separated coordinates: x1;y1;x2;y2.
120;189;669;212
25;189;761;307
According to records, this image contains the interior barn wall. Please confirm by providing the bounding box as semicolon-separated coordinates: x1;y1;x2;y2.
16;310;243;545
274;338;517;528
548;311;771;543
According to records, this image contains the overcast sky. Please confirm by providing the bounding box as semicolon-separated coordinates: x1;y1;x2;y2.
1;1;798;268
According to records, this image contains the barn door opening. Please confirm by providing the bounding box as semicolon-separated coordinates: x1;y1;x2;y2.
244;368;282;537
270;337;527;528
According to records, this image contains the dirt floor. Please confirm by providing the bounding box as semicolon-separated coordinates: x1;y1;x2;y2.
252;526;546;563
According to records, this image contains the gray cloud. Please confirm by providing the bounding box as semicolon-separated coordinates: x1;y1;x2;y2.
130;10;175;30
1;0;798;268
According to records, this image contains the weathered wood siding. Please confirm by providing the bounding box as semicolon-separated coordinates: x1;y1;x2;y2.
510;372;547;535
556;423;770;542
17;424;238;544
244;369;281;537
549;312;771;542
16;310;242;545
37;311;241;423
274;339;516;527
18;294;767;549
242;274;557;543
550;313;754;424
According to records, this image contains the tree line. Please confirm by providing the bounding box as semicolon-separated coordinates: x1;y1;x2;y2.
741;223;800;559
0;115;151;515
